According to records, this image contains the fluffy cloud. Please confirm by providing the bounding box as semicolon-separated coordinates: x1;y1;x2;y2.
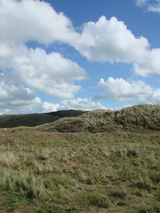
0;43;28;69
0;81;41;110
0;0;79;45
97;77;153;101
60;98;107;111
1;0;160;78
37;98;107;113
136;0;160;13
74;16;160;77
0;45;86;99
133;48;160;76
38;102;60;113
0;0;160;114
0;0;86;99
1;0;160;77
0;79;60;114
139;89;160;105
97;77;160;105
10;48;86;99
0;96;107;114
74;16;149;62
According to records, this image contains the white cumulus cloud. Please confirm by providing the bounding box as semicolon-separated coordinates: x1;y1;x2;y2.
38;102;60;113
0;0;86;100
0;0;160;114
1;0;160;79
0;81;41;110
0;0;79;45
74;16;149;62
10;48;87;99
97;77;153;101
60;98;107;111
37;98;107;113
139;88;160;105
73;16;160;77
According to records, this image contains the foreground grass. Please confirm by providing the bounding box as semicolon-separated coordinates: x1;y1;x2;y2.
0;128;160;213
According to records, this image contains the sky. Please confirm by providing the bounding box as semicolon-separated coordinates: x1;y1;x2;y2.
0;0;160;114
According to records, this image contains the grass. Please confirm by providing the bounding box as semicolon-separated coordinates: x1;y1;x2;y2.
38;105;160;133
0;105;160;212
0;127;159;213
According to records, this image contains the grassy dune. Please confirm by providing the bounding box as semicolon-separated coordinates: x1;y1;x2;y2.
38;105;160;132
0;105;160;212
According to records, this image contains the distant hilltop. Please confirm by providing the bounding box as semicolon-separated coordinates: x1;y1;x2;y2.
0;105;160;132
0;110;87;128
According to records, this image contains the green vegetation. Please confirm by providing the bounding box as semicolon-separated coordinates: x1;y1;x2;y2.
0;110;87;128
0;105;159;212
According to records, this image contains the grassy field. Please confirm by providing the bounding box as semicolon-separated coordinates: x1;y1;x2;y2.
0;105;160;212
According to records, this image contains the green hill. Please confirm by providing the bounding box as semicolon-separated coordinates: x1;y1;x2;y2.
0;110;87;128
1;105;160;131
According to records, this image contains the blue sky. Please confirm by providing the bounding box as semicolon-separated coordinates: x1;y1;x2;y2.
0;0;160;114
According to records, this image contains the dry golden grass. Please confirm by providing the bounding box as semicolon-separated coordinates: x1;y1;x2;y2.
0;126;159;213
